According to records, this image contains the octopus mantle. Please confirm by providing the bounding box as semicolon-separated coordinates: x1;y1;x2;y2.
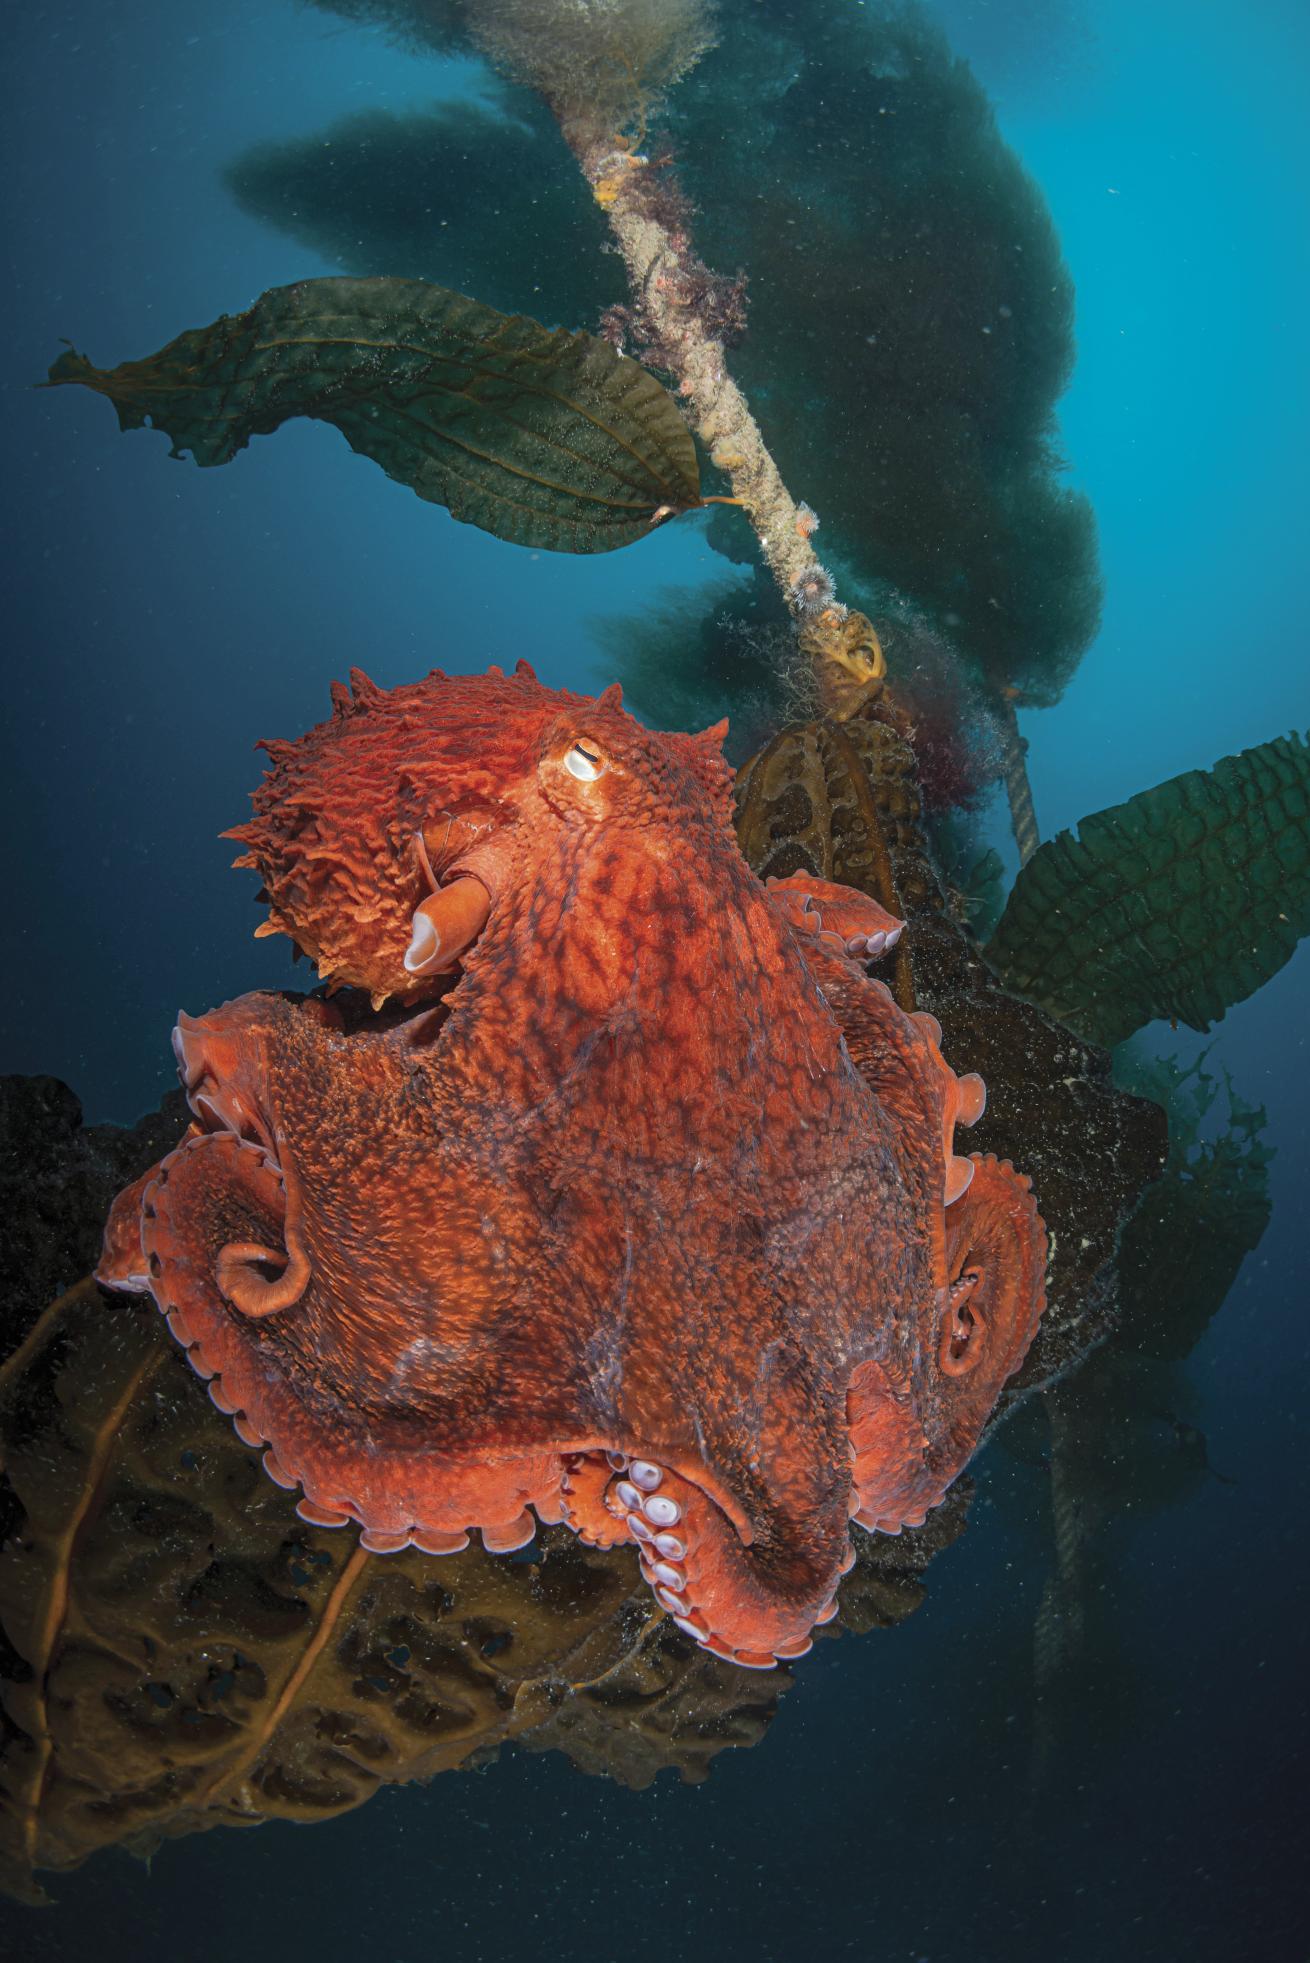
99;664;1046;1670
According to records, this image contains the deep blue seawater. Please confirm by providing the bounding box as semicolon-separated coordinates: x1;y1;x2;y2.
2;2;1307;1957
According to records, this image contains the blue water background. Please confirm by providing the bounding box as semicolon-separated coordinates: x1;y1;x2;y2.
1;2;1307;1957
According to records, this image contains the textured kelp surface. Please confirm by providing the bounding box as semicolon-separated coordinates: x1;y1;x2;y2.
987;731;1310;1047
45;277;702;552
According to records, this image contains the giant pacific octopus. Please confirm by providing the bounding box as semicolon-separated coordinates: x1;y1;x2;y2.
97;663;1047;1669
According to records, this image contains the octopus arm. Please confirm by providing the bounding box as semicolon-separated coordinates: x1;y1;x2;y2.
798;944;1047;1531
811;947;986;1243
96;1163;166;1294
764;870;905;961
849;1157;1048;1532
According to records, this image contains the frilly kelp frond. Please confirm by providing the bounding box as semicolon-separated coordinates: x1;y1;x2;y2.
986;731;1310;1047
45;277;702;554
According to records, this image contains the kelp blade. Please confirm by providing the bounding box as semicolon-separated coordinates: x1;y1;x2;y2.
45;277;701;553
987;731;1310;1047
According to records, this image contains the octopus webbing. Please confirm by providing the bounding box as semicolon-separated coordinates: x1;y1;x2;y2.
98;663;1046;1669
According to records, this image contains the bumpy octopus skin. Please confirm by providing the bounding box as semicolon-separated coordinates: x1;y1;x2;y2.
98;664;1046;1669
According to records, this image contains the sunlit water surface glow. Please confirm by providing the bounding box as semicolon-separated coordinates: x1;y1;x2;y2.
2;0;1306;1957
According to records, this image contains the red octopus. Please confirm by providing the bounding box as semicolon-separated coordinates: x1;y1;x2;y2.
98;663;1046;1669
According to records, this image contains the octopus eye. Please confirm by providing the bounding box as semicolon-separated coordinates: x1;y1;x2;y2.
565;739;604;782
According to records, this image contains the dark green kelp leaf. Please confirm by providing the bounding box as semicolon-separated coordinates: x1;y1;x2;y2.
45;277;702;553
987;731;1310;1047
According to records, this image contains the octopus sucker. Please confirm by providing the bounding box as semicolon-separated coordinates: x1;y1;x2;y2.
480;1512;537;1553
297;1497;352;1529
262;1448;298;1490
98;670;1047;1664
357;1527;414;1554
410;1528;472;1556
944;1155;976;1206
532;1487;567;1527
598;1456;841;1664
232;1411;265;1450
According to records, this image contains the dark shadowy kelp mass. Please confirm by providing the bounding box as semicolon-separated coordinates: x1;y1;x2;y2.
672;0;1103;710
257;0;1102;805
225;95;622;327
